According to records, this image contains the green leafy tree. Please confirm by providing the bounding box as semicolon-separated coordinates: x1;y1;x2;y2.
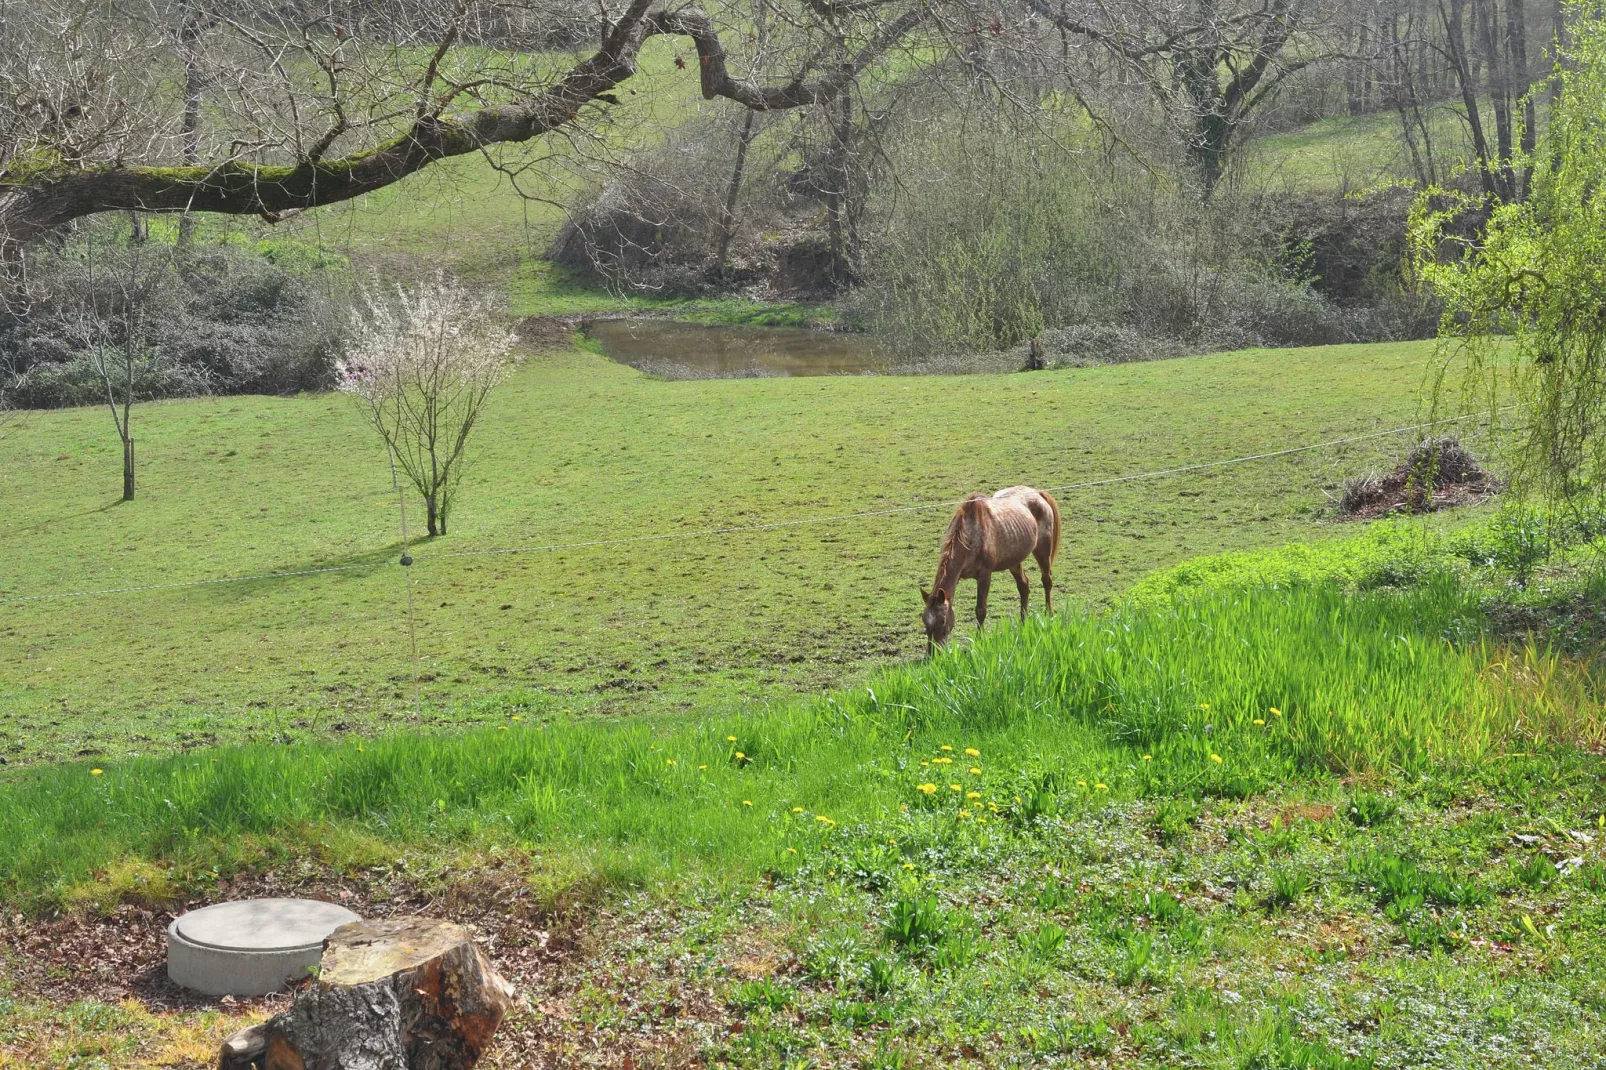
1411;0;1606;510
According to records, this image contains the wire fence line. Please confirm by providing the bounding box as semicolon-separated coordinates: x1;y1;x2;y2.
0;411;1491;606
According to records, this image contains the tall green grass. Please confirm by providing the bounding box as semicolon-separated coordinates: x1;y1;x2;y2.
1;580;1596;909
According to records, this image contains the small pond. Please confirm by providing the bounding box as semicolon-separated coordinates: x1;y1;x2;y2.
585;319;883;378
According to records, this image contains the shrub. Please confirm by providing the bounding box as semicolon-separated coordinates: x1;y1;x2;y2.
1;230;342;407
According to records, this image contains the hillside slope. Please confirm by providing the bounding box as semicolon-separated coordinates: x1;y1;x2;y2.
0;339;1458;764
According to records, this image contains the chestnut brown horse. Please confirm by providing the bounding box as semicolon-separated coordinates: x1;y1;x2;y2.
920;486;1060;651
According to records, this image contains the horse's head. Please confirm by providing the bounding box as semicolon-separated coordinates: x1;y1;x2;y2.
920;587;954;652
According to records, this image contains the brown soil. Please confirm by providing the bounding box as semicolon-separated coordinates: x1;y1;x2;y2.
516;316;578;351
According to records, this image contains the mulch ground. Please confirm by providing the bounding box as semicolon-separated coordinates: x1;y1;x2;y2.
0;857;728;1068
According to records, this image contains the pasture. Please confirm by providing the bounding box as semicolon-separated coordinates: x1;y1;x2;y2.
1;339;1448;766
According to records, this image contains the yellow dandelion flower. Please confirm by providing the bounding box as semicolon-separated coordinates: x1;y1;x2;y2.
793;806;805;813
950;784;963;792
816;815;835;825
727;735;737;742
666;759;676;765
90;768;103;776
902;862;915;870
1253;718;1266;726
940;745;954;752
967;791;982;799
918;783;937;794
977;817;987;824
964;748;980;757
735;751;745;759
1095;783;1108;791
1200;702;1210;711
511;714;524;721
1141;754;1152;762
1270;707;1282;717
497;725;509;731
1077;779;1088;788
1209;753;1223;764
921;759;930;766
698;764;708;771
788;847;798;854
969;766;981;775
743;800;753;806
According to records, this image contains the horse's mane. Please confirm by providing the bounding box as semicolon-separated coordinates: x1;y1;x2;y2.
934;493;989;591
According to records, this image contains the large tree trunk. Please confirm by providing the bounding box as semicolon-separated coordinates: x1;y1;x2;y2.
216;917;513;1070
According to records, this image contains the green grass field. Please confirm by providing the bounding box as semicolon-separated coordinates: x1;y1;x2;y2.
10;335;1606;1070
0;339;1461;767
3;577;1604;1067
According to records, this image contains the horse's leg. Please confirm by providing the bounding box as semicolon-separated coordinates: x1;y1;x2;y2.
1011;563;1030;621
975;572;991;630
1034;545;1054;615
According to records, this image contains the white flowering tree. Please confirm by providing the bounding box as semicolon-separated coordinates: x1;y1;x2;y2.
338;274;518;537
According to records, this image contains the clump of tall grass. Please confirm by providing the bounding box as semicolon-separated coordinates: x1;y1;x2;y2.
882;578;1603;768
0;580;1597;910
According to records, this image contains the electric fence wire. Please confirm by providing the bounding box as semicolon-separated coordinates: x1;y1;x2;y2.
0;409;1496;605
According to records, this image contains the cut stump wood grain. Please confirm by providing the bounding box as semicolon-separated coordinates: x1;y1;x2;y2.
217;916;514;1070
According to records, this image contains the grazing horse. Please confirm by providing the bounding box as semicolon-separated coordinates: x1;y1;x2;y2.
921;486;1060;652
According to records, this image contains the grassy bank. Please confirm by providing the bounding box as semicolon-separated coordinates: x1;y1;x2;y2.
3;578;1596;908
3;576;1605;1066
0;340;1457;766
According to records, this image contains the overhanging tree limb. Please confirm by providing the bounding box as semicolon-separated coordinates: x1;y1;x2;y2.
0;2;929;250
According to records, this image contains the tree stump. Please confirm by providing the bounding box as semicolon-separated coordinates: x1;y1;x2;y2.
217;917;514;1070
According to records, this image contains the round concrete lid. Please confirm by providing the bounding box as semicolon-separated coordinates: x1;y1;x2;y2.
173;898;361;953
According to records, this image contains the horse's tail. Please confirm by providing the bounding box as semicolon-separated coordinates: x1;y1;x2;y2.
1038;489;1061;562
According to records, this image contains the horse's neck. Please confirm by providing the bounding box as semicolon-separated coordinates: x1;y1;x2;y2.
934;508;981;593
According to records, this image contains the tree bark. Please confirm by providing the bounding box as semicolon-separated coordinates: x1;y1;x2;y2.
123;437;135;502
216;917;513;1070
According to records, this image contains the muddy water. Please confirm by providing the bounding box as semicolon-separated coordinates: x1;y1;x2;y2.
586;319;883;378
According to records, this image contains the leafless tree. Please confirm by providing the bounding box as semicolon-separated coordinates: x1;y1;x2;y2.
50;228;187;501
0;0;953;267
1025;0;1349;194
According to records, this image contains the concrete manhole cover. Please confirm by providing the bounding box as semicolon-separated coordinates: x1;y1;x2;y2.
167;898;361;996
